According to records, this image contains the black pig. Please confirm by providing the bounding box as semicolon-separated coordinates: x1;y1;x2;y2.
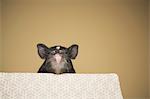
37;43;78;74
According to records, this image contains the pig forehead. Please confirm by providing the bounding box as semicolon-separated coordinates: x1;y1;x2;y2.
49;46;67;50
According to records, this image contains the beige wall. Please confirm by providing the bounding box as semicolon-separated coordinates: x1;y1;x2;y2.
148;0;150;97
1;0;149;99
0;0;2;70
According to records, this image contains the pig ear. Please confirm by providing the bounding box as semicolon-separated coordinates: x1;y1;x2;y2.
68;44;78;59
37;43;49;59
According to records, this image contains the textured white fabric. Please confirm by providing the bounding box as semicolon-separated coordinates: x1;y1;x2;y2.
0;73;123;99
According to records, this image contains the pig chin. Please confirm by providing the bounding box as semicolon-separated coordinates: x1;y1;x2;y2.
54;54;62;64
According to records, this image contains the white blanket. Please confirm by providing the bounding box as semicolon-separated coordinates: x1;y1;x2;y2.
0;73;123;99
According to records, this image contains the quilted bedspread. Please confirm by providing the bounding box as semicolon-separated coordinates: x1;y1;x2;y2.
0;73;123;99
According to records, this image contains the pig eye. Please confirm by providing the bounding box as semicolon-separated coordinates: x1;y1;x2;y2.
59;50;63;54
51;50;56;55
59;50;64;54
